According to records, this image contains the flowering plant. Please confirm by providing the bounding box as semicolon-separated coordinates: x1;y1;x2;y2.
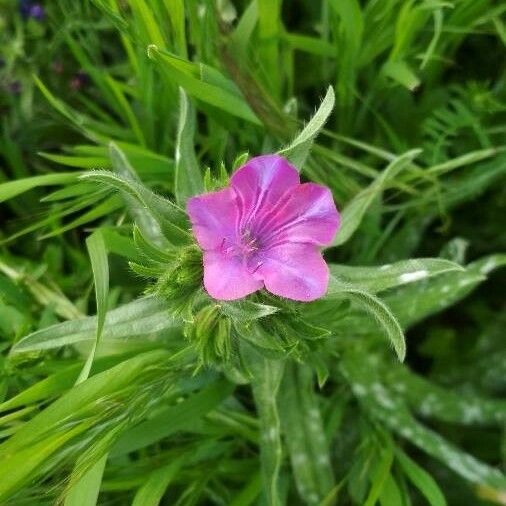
188;154;340;301
1;2;505;504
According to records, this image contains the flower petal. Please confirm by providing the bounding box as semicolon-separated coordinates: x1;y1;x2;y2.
186;187;239;250
255;183;340;246
203;250;263;300
253;242;329;301
231;155;300;227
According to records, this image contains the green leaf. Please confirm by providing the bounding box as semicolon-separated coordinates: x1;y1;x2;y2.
332;149;421;247
147;45;261;125
0;258;83;320
0;422;91;500
330;258;464;294
384;363;506;425
129;0;165;46
76;230;110;384
279;363;335;504
278;86;335;170
0;350;172;501
328;0;363;125
426;147;500;177
39;195;124;239
364;444;394;506
0;356;124;413
112;379;234;455
257;0;282;93
328;0;363;57
246;346;285;506
0;365;81;413
64;454;107;506
104;74;146;146
38;152;109;169
234;321;288;352
382;61;421;91
396;449;447;506
10;297;178;354
0;350;170;453
100;228;142;262
0;173;78;203
34;75;101;142
175;88;204;204
384;254;506;329
229;471;263;506
107;143;167;246
379;475;404;506
132;459;183;506
81;167;190;246
166;0;187;57
341;351;506;491
133;225;176;264
284;33;336;57
327;277;406;361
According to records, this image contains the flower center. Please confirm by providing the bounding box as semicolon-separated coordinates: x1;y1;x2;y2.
239;229;259;255
221;229;260;259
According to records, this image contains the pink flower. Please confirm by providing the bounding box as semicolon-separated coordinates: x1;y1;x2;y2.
187;155;340;302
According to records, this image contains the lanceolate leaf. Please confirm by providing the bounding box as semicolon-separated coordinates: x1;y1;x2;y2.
326;276;406;361
76;230;110;384
0;173;78;203
80;170;190;245
0;356;125;413
108;142;167;245
395;449;447;506
330;258;464;293
11;297;178;354
278;86;335;170
279;363;335;504
384;363;506;426
246;346;285;506
64;455;107;506
384;254;506;328
175;88;204;204
0;350;172;453
131;459;184;506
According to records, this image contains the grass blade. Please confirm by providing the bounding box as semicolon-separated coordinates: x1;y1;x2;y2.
64;454;107;506
76;230;109;384
332;149;421;247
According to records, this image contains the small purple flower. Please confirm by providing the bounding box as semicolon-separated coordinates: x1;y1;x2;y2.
187;155;340;302
29;4;45;20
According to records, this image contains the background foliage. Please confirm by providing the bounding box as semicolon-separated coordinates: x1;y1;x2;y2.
0;0;505;504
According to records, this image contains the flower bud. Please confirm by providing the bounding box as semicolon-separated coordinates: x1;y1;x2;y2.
186;304;232;365
151;246;203;317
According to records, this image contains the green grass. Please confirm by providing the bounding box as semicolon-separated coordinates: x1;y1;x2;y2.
0;0;505;505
